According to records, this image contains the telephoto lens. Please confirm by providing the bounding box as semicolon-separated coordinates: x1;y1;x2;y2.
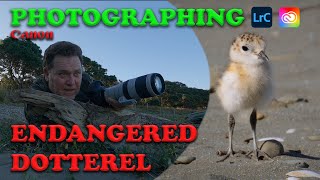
104;73;165;104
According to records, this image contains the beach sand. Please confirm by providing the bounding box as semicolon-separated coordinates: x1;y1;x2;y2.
158;0;320;179
0;1;319;179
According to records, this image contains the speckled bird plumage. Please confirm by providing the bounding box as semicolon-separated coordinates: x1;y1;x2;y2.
216;32;274;162
217;32;273;114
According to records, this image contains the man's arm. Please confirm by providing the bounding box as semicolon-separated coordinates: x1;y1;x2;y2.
80;73;127;110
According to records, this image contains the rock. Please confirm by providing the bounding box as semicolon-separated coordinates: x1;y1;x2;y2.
286;170;320;178
257;112;266;120
259;140;284;158
307;135;320;141
174;156;196;165
286;129;296;134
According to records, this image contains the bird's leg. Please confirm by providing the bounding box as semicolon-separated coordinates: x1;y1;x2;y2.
227;114;236;156
217;114;235;162
250;108;258;160
249;108;273;161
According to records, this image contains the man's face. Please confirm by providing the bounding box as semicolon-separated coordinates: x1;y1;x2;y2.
44;55;82;99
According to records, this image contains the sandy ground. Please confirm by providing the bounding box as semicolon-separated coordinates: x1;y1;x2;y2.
1;1;320;179
158;0;320;179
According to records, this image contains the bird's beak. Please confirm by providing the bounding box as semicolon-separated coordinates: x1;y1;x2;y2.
258;51;269;61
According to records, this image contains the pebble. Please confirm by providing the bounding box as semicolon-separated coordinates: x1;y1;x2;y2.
259;140;284;158
257;112;265;120
307;135;320;141
286;170;320;178
174;156;196;165
286;129;296;134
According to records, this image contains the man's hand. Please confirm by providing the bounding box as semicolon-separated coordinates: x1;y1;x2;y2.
104;95;128;111
88;80;133;111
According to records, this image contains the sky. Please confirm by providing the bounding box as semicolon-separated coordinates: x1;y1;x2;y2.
0;1;210;90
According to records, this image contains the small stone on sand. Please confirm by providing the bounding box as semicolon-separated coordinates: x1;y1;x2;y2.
307;135;320;141
259;140;284;158
257;112;265;120
286;170;320;178
174;156;196;165
286;129;296;134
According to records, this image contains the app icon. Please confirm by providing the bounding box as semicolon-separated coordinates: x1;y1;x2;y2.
279;7;300;28
251;7;272;28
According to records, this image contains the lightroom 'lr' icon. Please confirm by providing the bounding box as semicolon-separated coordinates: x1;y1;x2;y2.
251;7;272;28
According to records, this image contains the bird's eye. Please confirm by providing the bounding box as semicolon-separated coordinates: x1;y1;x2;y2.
242;46;249;51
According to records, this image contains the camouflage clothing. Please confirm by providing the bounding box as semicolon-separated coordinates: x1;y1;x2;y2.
24;73;108;125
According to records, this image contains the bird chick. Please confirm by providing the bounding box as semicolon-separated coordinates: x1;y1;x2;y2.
216;32;273;162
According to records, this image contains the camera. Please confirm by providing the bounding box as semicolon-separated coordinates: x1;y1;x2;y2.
88;73;165;106
104;73;165;105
